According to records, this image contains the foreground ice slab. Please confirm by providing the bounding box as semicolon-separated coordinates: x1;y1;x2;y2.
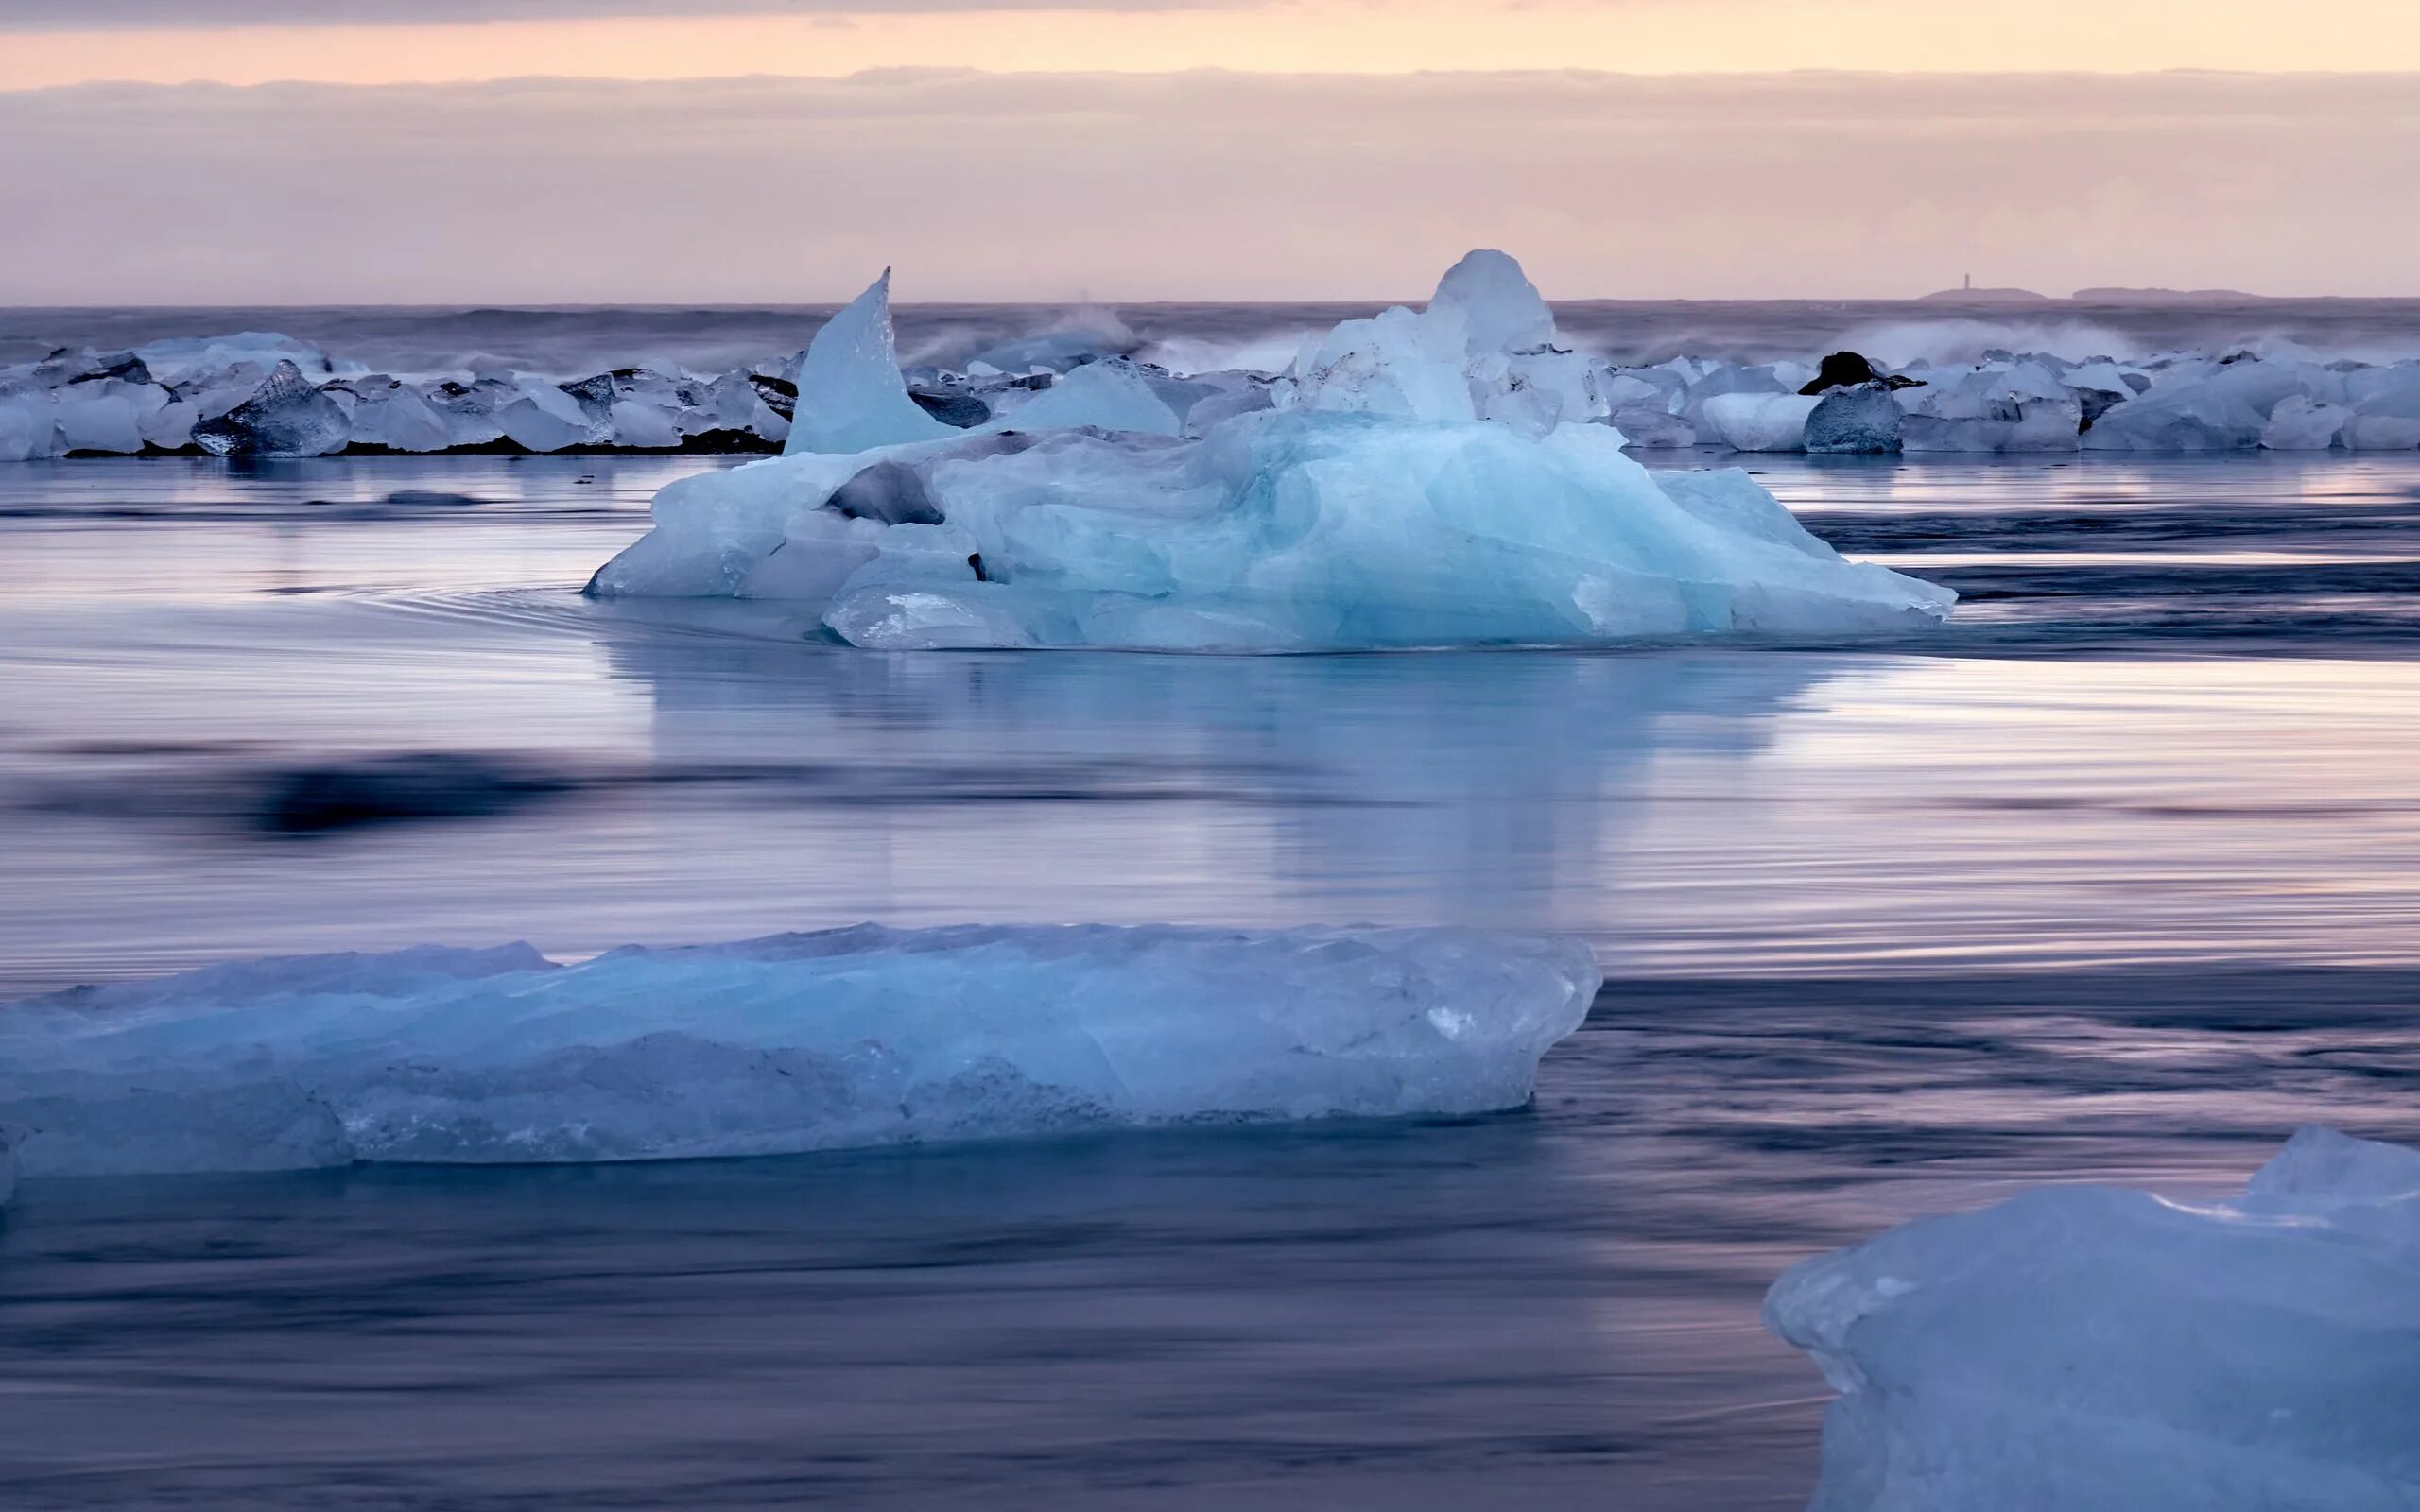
0;924;1600;1177
590;252;1953;650
1766;1126;2420;1512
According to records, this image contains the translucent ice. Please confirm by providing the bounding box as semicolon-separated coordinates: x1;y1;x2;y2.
190;360;351;458
1701;392;1820;452
2261;394;2350;451
785;269;957;456
53;379;164;455
336;377;454;453
1766;1126;2420;1512
1802;386;1903;455
0;390;58;461
1281;249;1601;438
989;358;1184;437
592;253;1951;650
1426;248;1557;357
0;924;1601;1177
1901;398;2082;454
495;378;603;453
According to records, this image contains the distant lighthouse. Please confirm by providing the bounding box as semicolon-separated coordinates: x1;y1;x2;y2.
1963;273;1973;291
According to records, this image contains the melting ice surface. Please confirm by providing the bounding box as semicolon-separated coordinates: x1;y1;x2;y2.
0;923;1600;1183
586;252;1953;650
1765;1126;2420;1512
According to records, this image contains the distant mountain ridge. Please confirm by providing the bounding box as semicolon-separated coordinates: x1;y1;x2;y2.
1919;284;2275;304
2070;286;2265;303
1915;286;2053;305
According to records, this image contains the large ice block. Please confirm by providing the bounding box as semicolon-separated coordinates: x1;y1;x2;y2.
0;924;1602;1177
590;253;1951;649
1766;1126;2420;1512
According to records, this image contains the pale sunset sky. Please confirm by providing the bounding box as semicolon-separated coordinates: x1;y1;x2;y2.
1;1;2411;302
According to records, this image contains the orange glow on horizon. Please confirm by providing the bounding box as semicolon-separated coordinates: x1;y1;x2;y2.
4;1;2417;91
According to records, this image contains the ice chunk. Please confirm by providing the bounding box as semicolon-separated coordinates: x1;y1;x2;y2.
495;378;604;453
141;398;199;451
0;925;1601;1176
53;379;165;455
1680;364;1789;433
593;253;1952;651
2261;394;2349;451
1609;405;1696;449
1281;251;1597;438
1802;385;1903;455
1286;303;1479;423
0;390;59;462
1427;248;1556;357
786;269;957;456
1903;397;2082;454
609;398;683;450
2085;381;2268;451
1701;392;1820;452
804;414;1951;651
1765;1127;2420;1512
190;360;351;458
988;358;1184;437
2344;380;2420;450
337;377;454;454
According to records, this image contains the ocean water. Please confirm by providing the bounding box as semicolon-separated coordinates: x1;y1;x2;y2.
3;436;2418;1508
11;295;2420;379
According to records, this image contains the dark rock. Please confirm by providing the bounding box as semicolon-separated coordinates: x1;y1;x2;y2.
747;373;799;421
1801;351;1923;396
258;753;577;834
1801;352;1879;394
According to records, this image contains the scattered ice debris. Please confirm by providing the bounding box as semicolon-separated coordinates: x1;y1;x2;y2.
0;924;1601;1177
9;281;2420;463
588;252;1952;651
1766;1126;2420;1512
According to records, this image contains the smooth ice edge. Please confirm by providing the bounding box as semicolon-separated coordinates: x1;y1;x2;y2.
0;924;1602;1177
1764;1126;2420;1512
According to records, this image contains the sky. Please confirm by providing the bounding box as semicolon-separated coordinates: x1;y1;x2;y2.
2;1;2414;302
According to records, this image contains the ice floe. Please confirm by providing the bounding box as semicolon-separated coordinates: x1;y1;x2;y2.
587;252;1951;650
1765;1126;2420;1512
0;924;1600;1177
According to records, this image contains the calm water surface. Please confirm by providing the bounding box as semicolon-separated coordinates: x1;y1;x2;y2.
2;451;2416;1509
